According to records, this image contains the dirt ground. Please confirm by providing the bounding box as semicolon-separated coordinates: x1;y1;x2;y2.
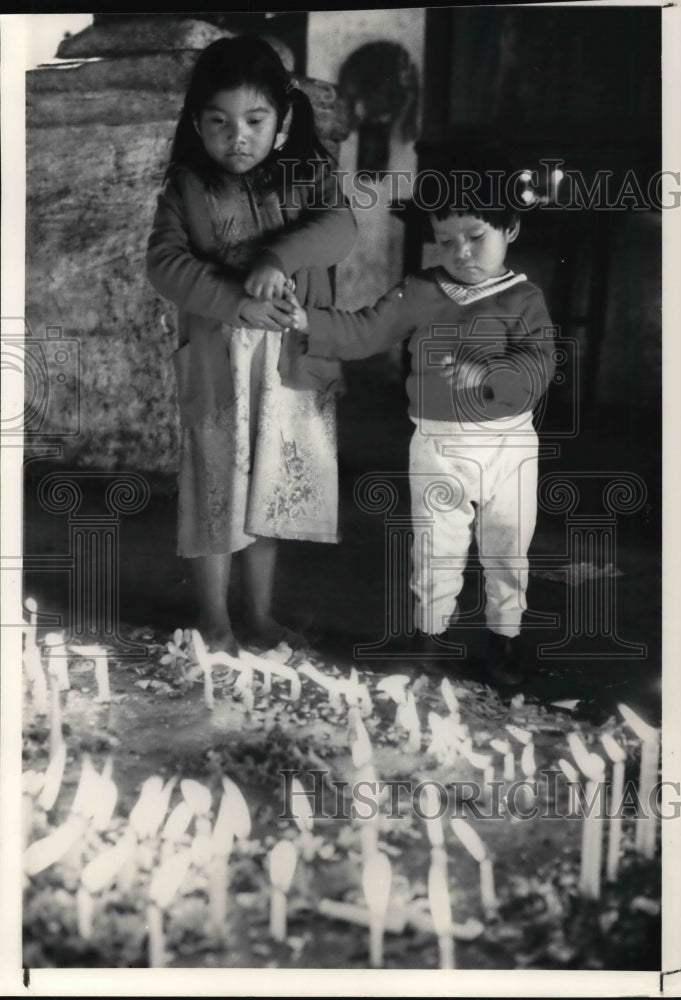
21;384;663;970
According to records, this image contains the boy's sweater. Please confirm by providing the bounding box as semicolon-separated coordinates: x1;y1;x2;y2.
305;268;555;423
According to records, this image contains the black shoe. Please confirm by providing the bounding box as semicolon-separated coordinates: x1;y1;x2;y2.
413;629;466;663
484;631;525;688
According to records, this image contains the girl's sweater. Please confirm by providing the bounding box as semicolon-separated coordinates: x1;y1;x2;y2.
147;163;356;427
304;268;556;423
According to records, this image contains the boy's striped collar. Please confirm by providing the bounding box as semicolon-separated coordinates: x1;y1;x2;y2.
435;267;527;304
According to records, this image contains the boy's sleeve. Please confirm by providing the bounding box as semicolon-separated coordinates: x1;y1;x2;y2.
146;172;249;324
304;279;417;360
262;161;358;277
483;285;556;411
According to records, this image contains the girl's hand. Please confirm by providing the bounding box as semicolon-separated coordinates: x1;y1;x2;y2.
438;354;487;390
282;285;309;333
244;261;287;300
238;296;294;331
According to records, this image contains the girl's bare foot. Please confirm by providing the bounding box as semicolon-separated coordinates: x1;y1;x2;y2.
197;618;239;657
245;616;309;653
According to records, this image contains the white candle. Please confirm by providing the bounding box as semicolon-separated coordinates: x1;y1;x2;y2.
362;851;392;968
48;671;63;760
44;632;69;691
422;783;445;849
94;652;110;702
269;840;297;942
479;858;498;917
428;858;454;969
567;744;606;901
191;629;214;709
290;777;315;861
636;735;659;858
600;733;626;881
147;903;165;967
450;818;496;918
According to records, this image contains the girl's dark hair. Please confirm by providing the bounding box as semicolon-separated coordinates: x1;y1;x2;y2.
166;35;332;191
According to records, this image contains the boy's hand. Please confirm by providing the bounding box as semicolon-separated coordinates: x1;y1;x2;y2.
282;285;309;334
244;261;287;300
438;354;487;390
238;296;294;331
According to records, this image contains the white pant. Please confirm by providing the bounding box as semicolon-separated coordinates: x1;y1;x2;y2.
409;415;538;637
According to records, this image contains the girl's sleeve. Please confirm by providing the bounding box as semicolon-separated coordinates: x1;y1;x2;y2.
146;172;249;323
261;162;358;276
304;278;417;360
483;285;557;411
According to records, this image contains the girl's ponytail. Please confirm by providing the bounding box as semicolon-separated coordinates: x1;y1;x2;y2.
279;84;333;181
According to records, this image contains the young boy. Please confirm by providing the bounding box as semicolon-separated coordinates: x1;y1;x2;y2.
283;151;555;686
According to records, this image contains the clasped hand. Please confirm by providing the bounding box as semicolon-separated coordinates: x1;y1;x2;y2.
438;353;487;390
239;278;308;334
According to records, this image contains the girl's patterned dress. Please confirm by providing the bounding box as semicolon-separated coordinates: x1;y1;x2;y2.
177;174;339;557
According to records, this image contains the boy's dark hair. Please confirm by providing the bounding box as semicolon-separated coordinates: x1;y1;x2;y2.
166;35;332;191
415;143;521;231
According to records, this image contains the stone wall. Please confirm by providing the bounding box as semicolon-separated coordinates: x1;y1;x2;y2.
25;18;349;473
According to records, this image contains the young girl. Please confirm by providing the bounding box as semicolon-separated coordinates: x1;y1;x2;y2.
147;37;357;654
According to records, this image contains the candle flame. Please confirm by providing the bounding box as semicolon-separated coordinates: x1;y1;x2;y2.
376;674;410;705
221;776;252;838
269;839;297;892
520;742;536;778
618;703;659;744
25;596;38;614
362;851;392;915
490;738;511;756
162;801;194;842
568;733;605;781
81;839;133;894
38;743;66;811
440;677;459;715
180;779;212;816
149;849;192;909
600;732;626;763
450;818;487;863
558;758;579;783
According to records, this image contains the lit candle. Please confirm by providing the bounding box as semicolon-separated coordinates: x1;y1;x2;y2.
209;795;234;935
44;632;69;691
440;677;459;718
449;818;497;918
428;857;455;969
558;758;581;816
191;629;214;709
160;802;194;863
568;734;606;899
147;848;193;966
220;776;252;840
422;783;445;850
600;733;626;881
356;760;380;860
362;850;392;968
47;667;63;761
490;739;515;782
290;776;315;861
23;599;49;714
375;674;410;709
38;742;66;812
269;839;297;942
76;886;95;940
618;704;660;859
519;741;537;813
